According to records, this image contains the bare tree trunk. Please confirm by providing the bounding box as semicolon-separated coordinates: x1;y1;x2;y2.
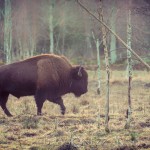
61;25;66;54
4;0;12;63
110;0;117;64
49;0;54;54
92;31;101;95
28;3;37;57
98;2;110;133
82;10;93;58
61;1;67;54
125;0;132;129
96;39;101;95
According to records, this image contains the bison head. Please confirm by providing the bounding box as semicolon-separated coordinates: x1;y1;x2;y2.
70;66;88;97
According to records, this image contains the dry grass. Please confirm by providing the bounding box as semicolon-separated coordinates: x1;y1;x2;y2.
0;70;150;150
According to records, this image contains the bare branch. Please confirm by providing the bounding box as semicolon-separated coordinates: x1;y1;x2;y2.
76;0;150;71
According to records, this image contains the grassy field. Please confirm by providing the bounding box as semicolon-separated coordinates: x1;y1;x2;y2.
0;70;150;150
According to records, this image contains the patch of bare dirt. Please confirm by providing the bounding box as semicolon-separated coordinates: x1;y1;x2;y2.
23;132;37;137
56;142;78;150
139;121;150;128
61;119;81;126
137;143;150;149
144;83;150;88
112;143;150;150
80;118;95;124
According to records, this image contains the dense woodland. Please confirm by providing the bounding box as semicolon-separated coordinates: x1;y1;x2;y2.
0;0;150;66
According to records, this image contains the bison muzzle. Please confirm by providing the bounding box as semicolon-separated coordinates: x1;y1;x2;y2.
0;54;88;116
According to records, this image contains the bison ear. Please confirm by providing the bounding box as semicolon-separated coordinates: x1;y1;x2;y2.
71;66;83;80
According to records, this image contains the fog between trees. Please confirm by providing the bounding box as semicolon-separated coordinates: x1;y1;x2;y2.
0;0;149;65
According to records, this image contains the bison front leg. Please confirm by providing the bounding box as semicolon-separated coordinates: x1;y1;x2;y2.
34;91;46;115
51;97;66;115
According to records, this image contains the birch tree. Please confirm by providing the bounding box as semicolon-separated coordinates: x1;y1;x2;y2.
4;0;12;63
92;31;101;95
110;0;117;64
98;2;110;133
61;0;67;54
0;2;4;56
13;0;29;59
125;0;132;129
27;0;39;57
49;0;54;53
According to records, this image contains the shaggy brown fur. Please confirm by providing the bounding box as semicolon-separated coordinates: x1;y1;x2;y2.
0;54;88;116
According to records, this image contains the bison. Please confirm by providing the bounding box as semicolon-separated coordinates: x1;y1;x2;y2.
0;54;88;116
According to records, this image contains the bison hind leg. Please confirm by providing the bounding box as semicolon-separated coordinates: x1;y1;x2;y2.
0;92;13;117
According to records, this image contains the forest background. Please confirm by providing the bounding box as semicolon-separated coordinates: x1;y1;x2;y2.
0;0;150;67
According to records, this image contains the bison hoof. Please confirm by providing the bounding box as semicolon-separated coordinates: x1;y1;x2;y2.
37;112;42;116
61;110;65;115
5;112;13;117
7;114;13;117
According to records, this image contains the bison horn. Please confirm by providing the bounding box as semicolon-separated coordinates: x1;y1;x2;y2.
78;65;82;77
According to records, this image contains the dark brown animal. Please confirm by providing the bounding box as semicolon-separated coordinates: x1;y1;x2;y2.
0;54;88;116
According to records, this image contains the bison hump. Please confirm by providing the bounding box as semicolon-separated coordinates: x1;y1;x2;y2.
37;59;59;88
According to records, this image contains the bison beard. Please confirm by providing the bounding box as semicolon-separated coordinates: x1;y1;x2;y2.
0;54;88;116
